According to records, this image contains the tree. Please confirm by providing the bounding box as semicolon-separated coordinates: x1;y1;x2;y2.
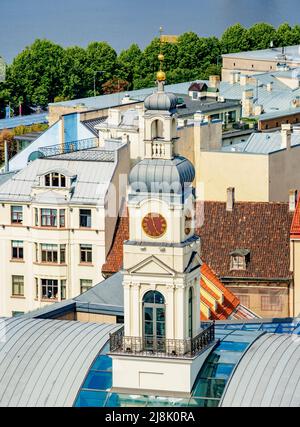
117;44;142;87
102;78;129;94
177;32;202;69
61;46;89;99
275;23;296;47
85;42;117;96
246;23;276;50
220;23;249;53
7;39;65;109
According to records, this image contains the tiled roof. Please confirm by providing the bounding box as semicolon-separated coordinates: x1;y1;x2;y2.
196;201;293;280
201;262;240;320
291;197;300;238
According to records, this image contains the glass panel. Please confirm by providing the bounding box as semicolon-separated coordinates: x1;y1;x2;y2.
200;363;235;380
217;341;248;352
75;390;108;407
154;292;165;304
82;371;112;391
192;378;226;399
91;355;112;371
143;291;155;303
144;322;153;336
144;307;153;321
188;398;219;407
156;321;165;337
156;308;165;322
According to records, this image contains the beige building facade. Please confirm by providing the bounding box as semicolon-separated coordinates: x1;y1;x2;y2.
0;143;129;317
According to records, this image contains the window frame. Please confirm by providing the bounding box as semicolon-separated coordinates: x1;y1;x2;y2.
12;275;24;297
80;279;93;294
11;206;23;224
80;244;93;264
11;240;24;260
79;209;92;228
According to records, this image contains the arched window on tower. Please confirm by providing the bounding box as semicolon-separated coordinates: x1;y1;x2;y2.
143;291;165;351
151;119;164;139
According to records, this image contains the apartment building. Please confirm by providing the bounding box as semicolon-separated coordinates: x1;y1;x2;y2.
0;142;129;317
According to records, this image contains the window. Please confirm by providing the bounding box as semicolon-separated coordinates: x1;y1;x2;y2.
230;250;250;271
237;294;250;307
34;208;38;226
80;279;93;294
80;244;92;263
192;91;198;100
41;209;57;227
41;279;58;299
60;245;66;264
261;295;282;312
12;275;24;296
61;280;67;300
59;209;65;228
80;209;92;228
11;240;24;260
45;173;66;188
11;206;23;224
230;255;246;270
143;291;165;352
35;277;39;299
12;311;24;317
41;244;58;263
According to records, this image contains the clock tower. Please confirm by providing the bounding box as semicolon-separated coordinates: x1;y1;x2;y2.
109;53;215;397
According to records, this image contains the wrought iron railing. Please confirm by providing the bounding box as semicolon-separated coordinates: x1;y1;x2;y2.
39;137;98;157
109;322;215;359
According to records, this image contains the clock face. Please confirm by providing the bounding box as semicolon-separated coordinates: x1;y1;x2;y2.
142;213;167;238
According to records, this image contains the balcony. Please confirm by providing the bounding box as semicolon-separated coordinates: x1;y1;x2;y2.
109;322;215;359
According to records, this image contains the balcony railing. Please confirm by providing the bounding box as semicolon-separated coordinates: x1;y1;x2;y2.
109;322;215;359
39;137;98;157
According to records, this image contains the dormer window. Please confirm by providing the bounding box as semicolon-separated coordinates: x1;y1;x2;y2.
45;173;66;188
230;249;250;271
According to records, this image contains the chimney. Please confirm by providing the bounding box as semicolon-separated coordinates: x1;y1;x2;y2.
209;75;220;89
289;189;298;212
281;124;292;149
226;187;235;211
4;140;9;173
267;82;273;92
229;71;240;85
108;109;121;126
240;75;248;86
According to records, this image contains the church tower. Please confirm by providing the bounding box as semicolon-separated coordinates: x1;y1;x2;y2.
109;49;215;397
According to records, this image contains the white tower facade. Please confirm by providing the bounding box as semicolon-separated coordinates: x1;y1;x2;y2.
110;70;215;397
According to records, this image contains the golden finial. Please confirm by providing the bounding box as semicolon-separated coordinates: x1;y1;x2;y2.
157;26;166;82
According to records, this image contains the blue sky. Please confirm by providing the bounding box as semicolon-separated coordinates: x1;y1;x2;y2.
1;0;300;63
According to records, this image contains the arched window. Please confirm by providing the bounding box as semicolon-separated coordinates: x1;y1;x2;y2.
151;119;164;139
188;287;193;338
45;173;66;188
143;291;165;351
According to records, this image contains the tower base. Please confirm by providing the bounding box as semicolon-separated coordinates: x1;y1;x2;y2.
109;342;215;397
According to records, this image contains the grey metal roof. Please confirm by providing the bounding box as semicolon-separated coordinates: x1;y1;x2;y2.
0;113;48;131
0;317;120;407
0;148;119;204
176;94;240;118
222;45;300;61
82;117;107;136
221;131;300;154
129;156;195;194
75;271;124;308
49;81;206;110
220;333;300;407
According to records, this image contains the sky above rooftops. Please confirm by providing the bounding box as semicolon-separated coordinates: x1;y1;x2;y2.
2;0;300;63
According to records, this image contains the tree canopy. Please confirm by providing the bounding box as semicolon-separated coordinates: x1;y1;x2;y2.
1;21;300;117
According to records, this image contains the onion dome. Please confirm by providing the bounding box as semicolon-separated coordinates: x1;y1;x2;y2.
144;90;178;112
129;156;195;194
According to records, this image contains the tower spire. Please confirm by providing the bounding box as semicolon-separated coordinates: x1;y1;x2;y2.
156;26;166;89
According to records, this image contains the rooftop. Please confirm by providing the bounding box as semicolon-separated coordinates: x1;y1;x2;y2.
0;113;48;130
222;45;300;62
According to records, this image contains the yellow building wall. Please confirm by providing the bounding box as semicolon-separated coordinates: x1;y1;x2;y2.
198;151;269;202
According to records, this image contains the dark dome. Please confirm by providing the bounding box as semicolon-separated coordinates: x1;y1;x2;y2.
144;91;178;112
129;156;195;194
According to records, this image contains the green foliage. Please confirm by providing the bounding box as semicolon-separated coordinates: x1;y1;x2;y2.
221;23;249;53
2;21;300;117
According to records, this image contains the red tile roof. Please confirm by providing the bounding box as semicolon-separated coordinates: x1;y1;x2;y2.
291;198;300;239
196;201;293;280
201;262;240;320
